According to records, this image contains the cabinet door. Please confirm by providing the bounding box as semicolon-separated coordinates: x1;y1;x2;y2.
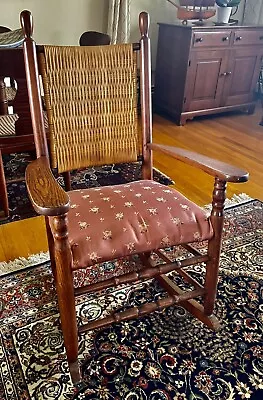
222;47;263;107
184;49;228;112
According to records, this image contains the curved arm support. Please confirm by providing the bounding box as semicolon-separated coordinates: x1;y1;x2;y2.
25;156;70;216
149;143;249;183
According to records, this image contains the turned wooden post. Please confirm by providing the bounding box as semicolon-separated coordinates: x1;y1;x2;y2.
204;178;226;316
50;213;80;381
139;12;153;180
0;77;8;115
21;10;49;158
62;171;71;191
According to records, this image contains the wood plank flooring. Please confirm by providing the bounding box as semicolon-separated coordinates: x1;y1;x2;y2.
0;108;262;262
153;107;263;205
0;216;47;263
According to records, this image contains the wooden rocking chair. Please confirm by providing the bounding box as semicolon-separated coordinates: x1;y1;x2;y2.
20;10;248;383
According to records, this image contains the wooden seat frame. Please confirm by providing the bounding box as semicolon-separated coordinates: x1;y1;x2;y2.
20;10;248;383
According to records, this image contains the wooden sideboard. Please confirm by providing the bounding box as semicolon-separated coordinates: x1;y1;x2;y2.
154;23;263;125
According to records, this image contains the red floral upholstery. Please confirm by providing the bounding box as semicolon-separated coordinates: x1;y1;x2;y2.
66;180;213;270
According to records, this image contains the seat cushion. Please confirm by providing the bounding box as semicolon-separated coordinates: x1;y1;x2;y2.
67;180;213;270
0;112;48;136
0;28;24;48
0;114;18;135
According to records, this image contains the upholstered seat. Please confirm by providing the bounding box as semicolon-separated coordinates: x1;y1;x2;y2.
68;180;213;270
0;112;48;136
0;28;24;48
0;114;18;136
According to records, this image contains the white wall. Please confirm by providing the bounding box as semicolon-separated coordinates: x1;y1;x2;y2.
0;0;107;45
0;0;175;67
130;0;180;69
243;0;263;25
0;0;247;68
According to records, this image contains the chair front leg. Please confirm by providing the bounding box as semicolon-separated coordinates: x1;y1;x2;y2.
46;216;56;278
204;178;226;316
50;213;80;382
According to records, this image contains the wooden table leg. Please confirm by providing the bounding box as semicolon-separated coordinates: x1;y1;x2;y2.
0;150;9;219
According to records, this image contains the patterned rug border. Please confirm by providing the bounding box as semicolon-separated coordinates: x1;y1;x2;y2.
0;193;255;277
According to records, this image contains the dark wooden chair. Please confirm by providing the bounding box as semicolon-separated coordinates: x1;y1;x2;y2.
79;30;111;46
0;28;35;217
0;27;17;109
0;28;49;218
21;9;248;383
0;26;11;34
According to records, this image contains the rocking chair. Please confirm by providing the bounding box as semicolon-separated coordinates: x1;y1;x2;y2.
20;10;248;383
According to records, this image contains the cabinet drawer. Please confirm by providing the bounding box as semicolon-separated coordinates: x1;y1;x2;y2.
233;30;263;46
192;31;231;48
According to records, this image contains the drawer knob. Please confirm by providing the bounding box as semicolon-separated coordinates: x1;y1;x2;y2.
222;36;229;41
236;36;242;41
221;71;232;77
195;37;203;43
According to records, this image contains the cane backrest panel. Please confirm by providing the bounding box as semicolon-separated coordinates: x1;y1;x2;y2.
40;44;139;173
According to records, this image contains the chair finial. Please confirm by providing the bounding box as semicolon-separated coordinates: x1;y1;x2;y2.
139;12;150;38
20;10;33;39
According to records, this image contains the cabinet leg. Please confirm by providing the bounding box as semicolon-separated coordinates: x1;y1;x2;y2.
179;115;194;126
178;118;186;126
178;116;187;126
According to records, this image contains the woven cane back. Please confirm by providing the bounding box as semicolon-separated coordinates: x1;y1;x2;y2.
40;44;139;173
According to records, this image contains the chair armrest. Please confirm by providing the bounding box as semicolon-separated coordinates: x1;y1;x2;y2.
25;156;70;216
148;143;248;183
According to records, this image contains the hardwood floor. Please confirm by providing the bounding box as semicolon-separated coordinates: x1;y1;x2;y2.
0;216;47;263
153;107;263;205
0;108;262;262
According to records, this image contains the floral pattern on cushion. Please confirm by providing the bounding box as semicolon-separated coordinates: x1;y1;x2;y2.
67;180;213;270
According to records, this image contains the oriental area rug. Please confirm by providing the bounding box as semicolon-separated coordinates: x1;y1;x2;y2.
1;153;173;223
0;199;262;400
